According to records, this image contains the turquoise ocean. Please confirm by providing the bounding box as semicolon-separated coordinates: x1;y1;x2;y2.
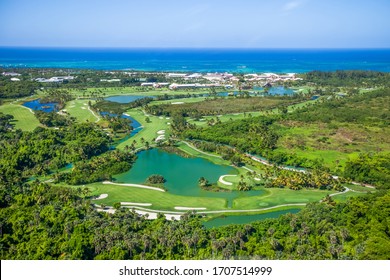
1;47;390;73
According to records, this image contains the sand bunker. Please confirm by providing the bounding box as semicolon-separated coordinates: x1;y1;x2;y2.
121;202;152;206
218;175;237;185
94;194;108;200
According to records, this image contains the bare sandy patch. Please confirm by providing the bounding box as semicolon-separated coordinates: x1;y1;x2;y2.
103;181;165;192
121;202;152;206
218;175;237;185
94;194;108;200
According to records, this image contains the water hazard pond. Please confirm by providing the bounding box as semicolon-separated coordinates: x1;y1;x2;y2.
23;99;58;112
113;149;264;205
203;209;301;228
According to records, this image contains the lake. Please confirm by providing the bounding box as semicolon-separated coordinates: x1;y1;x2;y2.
23;99;58;112
105;95;151;103
268;86;295;95
113;148;264;205
203;209;301;228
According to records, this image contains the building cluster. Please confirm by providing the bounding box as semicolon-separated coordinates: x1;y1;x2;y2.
35;76;75;83
2;72;21;81
243;73;302;82
139;72;302;90
2;72;21;76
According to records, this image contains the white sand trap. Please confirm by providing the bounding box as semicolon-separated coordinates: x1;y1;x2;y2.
218;175;237;185
171;102;184;104
83;103;87;105
254;177;261;181
103;181;165;192
166;117;170;119
62;109;67;112
155;135;166;142
157;130;165;134
174;207;207;210
121;202;152;206
167;122;171;125
81;107;86;109
123;113;130;116
94;194;108;200
165;214;181;220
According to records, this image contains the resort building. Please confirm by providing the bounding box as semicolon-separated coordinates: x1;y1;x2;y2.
167;73;187;78
141;82;170;88
169;83;218;90
100;78;121;82
35;76;75;83
2;72;21;76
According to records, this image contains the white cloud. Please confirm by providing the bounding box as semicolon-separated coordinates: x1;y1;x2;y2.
283;1;302;12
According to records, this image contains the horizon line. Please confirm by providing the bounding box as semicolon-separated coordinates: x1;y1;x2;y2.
1;46;390;50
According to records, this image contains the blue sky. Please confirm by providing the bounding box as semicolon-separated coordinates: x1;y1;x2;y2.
0;0;389;48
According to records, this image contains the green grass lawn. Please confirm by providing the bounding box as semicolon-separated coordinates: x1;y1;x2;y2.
0;104;41;131
65;99;100;123
84;182;227;211
116;108;171;150
233;187;333;209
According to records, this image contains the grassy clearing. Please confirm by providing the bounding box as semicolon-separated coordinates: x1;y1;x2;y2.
0;104;40;131
150;96;305;117
65;99;99;123
188;97;322;127
275;120;390;170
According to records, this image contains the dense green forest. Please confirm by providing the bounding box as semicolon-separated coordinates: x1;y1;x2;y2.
303;70;390;87
0;119;112;183
181;116;279;155
0;181;389;260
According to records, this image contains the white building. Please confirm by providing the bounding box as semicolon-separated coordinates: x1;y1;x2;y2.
167;73;187;78
2;72;21;76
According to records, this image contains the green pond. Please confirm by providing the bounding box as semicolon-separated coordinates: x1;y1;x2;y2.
114;149;264;206
203;209;301;228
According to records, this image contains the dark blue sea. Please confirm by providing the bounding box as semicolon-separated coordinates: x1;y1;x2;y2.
1;47;390;73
